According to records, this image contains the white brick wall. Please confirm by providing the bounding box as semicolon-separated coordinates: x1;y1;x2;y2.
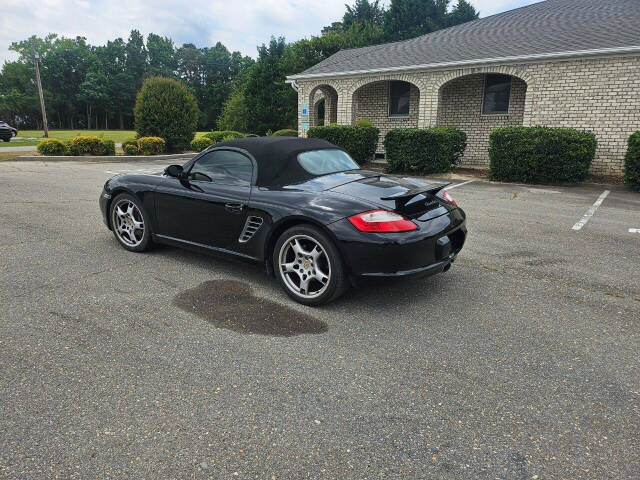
436;74;527;167
352;81;420;153
296;54;640;176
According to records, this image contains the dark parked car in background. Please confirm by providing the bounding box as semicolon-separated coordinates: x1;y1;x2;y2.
0;122;17;141
99;137;467;305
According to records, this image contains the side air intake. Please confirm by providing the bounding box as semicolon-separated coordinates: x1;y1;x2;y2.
239;216;263;243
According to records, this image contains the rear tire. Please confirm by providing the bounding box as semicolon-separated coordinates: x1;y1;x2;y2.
109;193;153;252
273;224;348;306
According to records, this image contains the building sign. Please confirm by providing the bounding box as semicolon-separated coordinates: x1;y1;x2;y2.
301;121;309;132
300;102;309;120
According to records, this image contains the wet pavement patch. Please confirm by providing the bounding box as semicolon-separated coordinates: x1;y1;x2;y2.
173;280;327;336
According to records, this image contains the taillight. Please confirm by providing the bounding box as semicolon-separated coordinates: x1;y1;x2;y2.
438;189;457;206
348;209;417;233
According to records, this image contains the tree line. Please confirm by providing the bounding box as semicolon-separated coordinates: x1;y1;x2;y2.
0;0;478;134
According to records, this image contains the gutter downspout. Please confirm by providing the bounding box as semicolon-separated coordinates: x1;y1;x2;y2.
285;79;298;92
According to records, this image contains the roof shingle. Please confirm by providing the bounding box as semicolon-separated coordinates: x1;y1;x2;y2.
290;0;640;78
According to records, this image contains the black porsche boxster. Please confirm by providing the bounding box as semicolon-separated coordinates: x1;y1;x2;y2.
99;137;466;305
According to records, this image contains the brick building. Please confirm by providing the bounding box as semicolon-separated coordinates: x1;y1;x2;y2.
286;0;640;175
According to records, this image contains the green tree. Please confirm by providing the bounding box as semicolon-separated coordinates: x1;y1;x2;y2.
446;0;479;26
78;64;109;129
244;37;297;135
217;88;251;133
383;0;479;41
0;61;42;127
134;76;198;151
147;34;176;77
343;0;384;28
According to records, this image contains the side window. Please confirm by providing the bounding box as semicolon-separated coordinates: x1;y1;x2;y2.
188;150;253;185
482;74;512;114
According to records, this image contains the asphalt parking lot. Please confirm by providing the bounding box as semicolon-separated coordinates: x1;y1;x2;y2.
1;158;639;479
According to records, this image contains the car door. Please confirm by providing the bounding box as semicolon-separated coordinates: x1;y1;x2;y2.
155;149;253;250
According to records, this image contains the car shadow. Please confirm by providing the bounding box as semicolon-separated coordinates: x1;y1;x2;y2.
145;242;453;318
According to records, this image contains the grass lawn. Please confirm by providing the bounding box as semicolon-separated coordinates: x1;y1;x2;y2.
0;152;27;161
0;140;41;148
1;130;210;149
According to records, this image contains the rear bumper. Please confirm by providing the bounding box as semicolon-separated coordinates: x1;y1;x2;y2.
327;208;466;279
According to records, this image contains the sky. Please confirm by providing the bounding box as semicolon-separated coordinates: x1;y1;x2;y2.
1;0;541;64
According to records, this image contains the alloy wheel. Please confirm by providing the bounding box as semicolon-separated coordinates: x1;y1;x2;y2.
112;199;144;247
278;234;331;299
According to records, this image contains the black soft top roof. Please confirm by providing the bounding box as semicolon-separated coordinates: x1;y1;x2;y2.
212;136;349;187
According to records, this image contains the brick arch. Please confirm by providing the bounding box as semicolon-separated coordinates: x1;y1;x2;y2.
346;75;424;154
422;65;535;126
346;74;428;97
307;83;338;128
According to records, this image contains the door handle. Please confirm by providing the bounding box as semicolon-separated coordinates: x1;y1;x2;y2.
225;202;245;214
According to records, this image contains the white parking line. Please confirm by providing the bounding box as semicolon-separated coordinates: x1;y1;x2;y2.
629;228;640;233
105;169;156;175
572;190;610;231
447;180;475;190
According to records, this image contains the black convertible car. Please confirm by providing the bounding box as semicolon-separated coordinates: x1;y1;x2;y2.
99;137;466;305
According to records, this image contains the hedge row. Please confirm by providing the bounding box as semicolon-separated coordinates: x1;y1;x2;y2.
272;128;298;137
624;131;640;191
37;136;168;156
191;137;214;151
122;137;166;156
489;126;596;183
307;125;379;164
202;131;247;142
384;126;467;174
38;136;115;156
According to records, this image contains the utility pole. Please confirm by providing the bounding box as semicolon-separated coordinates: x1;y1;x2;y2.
33;50;49;137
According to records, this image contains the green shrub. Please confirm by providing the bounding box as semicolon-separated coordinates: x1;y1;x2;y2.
103;139;116;156
307;124;379;164
37;138;68;155
122;138;138;151
123;143;139;155
134;76;198;152
203;130;245;143
272;128;298;137
355;119;372;127
383;127;467;174
244;133;259;137
190;137;214;151
137;136;165;155
489;126;597;183
623;131;640;191
67;135;108;156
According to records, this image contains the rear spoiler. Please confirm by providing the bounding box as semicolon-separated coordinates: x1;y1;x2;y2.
380;183;450;208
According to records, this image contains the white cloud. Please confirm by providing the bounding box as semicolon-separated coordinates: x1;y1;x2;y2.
0;0;539;65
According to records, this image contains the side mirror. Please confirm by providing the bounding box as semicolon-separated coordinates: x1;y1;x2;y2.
164;164;184;178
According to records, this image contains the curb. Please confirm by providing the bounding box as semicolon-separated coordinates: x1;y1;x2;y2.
11;153;195;162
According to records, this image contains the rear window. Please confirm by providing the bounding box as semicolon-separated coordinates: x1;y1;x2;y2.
297;149;359;176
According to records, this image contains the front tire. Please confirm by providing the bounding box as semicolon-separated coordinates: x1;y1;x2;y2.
273;224;348;306
109;193;153;252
